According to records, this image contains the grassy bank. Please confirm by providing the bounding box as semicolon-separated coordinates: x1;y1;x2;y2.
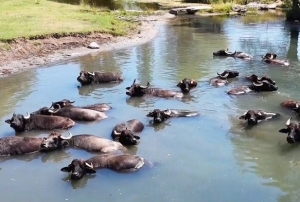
0;0;142;41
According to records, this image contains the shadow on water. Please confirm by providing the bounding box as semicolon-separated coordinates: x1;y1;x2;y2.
48;0;160;10
77;82;123;96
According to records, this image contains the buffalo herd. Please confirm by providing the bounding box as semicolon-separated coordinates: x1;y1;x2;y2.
1;50;297;181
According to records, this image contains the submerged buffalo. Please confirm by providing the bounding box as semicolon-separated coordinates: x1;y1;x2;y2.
245;74;276;85
111;119;144;146
32;105;107;122
61;154;145;180
77;70;124;85
281;100;300;111
50;99;111;112
5;113;75;132
262;53;289;66
146;109;199;123
176;78;197;93
209;70;239;86
40;131;125;153
126;79;183;98
279;117;300;144
0;136;43;156
213;49;253;60
227;80;278;95
239;110;279;125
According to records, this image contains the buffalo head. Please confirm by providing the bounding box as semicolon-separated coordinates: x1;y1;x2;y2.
126;79;150;97
213;49;236;56
77;70;95;85
246;74;276;85
250;80;278;92
279;117;300;144
262;53;277;60
40;131;72;151
217;70;239;79
51;99;75;109
113;128;140;145
147;109;171;123
5;112;31;132
177;78;197;93
239;110;277;125
61;159;96;180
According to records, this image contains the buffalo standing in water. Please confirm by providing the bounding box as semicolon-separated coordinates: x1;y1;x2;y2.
40;131;125;153
245;74;276;85
279;117;300;144
126;79;183;98
146;109;199;123
77;70;124;85
238;110;279;125
61;154;145;180
213;49;253;60
176;78;197;93
50;99;111;112
262;53;289;66
111;119;144;146
5;113;75;132
227;80;278;95
209;70;239;86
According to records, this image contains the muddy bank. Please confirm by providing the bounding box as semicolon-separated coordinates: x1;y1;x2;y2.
0;13;174;78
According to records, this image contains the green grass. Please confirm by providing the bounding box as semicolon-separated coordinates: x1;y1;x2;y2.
0;0;141;40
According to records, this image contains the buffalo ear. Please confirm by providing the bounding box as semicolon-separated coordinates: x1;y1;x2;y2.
86;168;96;174
134;135;140;140
5;119;11;124
61;166;72;172
239;115;245;120
126;87;130;90
279;128;289;133
146;113;153;117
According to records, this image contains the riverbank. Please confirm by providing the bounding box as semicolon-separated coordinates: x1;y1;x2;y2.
0;12;174;78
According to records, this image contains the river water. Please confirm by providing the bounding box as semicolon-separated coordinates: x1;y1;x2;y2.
1;11;300;202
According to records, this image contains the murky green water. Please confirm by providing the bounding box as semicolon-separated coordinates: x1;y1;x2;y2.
1;11;300;202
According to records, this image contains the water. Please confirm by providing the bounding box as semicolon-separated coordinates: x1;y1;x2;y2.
1;11;300;202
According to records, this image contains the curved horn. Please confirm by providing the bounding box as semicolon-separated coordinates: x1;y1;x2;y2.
87;71;95;76
219;72;229;79
164;109;171;116
48;104;61;113
114;130;121;135
60;132;72;140
252;82;263;87
296;103;299;108
132;79;136;85
286;117;292;126
85;162;93;168
23;112;30;119
225;50;236;56
140;82;150;89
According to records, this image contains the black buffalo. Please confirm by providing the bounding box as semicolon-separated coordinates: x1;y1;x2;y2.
245;74;276;85
279;117;300;143
262;53;289;66
213;49;253;60
111;119;144;145
40;131;124;153
176;78;197;93
61;154;145;180
210;70;239;86
126;79;183;98
5;113;75;132
50;99;111;112
77;70;124;85
0;136;43;156
239;110;278;125
227;80;278;95
32;105;107;122
146;109;199;123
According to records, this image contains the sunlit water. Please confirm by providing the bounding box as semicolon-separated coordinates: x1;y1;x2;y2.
1;12;300;202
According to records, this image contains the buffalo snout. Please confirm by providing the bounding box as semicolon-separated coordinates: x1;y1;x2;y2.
287;136;296;144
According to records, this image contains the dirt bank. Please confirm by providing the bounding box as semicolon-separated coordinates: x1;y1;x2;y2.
0;12;174;78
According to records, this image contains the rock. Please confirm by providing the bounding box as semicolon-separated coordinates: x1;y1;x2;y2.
87;42;100;49
232;4;247;12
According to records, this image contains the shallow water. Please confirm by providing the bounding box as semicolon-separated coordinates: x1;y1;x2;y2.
1;12;300;202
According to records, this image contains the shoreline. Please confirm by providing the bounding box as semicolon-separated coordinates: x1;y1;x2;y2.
0;12;174;78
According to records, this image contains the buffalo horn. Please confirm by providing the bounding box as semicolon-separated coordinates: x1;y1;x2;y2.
114;130;121;135
257;112;262;116
252;82;263;87
219;72;229;79
286;117;292;126
296;103;299;108
87;71;95;76
140;81;150;89
132;79;136;85
85;162;93;168
23;112;30;119
225;50;236;56
164;109;171;116
60;132;72;140
48;105;61;113
190;80;194;84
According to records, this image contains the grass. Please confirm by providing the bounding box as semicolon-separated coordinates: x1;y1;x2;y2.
0;0;143;40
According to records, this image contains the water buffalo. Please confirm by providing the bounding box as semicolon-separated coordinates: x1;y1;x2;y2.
126;79;183;98
50;99;111;112
239;110;279;125
61;154;145;180
32;105;107;122
209;70;239;86
281;100;300;110
40;131;125;153
227;80;278;95
262;53;289;66
245;74;276;85
0;136;43;156
279;117;300;143
5;113;75;132
111;119;144;145
176;78;197;93
146;109;199;123
213;49;253;60
77;70;124;85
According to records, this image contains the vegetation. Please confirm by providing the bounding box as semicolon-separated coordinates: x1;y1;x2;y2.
0;0;146;41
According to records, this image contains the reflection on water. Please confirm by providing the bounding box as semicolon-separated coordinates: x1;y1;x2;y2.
1;11;300;202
